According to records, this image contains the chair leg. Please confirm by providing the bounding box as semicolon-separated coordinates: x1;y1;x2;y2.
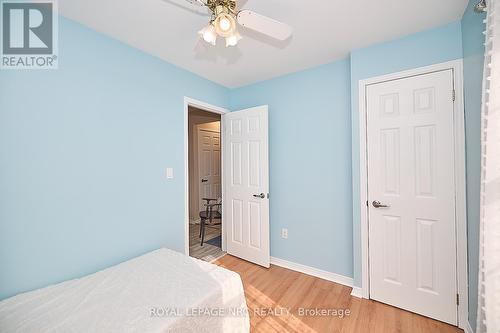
200;219;206;246
199;219;203;238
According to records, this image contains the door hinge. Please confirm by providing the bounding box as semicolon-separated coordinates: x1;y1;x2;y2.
456;293;459;305
366;200;369;207
452;89;456;102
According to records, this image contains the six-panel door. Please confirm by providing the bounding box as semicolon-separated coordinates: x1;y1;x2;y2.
223;106;270;268
198;129;221;211
366;70;457;324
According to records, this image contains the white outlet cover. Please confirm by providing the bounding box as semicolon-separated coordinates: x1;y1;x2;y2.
166;168;174;179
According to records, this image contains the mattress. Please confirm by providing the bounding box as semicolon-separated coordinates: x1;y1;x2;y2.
0;249;249;333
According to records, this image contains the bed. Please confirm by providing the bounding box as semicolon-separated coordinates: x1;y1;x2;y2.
0;248;249;333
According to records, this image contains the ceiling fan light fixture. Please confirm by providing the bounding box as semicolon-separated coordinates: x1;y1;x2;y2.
198;23;217;45
214;12;236;37
225;30;242;47
186;0;292;48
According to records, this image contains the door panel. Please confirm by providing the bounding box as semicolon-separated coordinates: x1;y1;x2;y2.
231;142;242;186
223;106;270;267
232;199;243;244
416;218;437;293
367;70;457;324
414;125;436;197
381;128;400;195
382;215;401;285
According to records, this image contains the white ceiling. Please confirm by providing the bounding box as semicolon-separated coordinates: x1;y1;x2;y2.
59;0;468;88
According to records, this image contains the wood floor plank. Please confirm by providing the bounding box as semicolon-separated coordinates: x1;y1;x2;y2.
214;255;464;333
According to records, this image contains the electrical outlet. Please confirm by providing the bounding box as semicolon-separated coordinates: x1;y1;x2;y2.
281;228;288;239
166;168;174;179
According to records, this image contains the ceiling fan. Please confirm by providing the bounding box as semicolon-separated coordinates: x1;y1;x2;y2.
184;0;293;47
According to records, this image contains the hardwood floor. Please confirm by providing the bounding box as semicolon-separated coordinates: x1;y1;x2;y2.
189;223;225;262
214;255;464;333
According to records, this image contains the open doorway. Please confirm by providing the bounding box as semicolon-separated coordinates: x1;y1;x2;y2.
184;98;270;268
188;105;225;262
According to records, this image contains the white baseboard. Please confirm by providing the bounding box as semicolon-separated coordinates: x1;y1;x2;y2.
462;321;474;333
350;286;363;298
270;257;353;288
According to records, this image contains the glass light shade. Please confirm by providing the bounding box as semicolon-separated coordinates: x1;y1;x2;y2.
218;17;231;32
225;31;242;47
198;24;217;45
214;13;236;37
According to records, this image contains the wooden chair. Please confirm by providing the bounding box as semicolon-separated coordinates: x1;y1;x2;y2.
199;198;222;246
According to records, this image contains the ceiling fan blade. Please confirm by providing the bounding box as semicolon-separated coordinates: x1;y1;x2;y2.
236;0;249;10
184;0;206;6
236;10;292;41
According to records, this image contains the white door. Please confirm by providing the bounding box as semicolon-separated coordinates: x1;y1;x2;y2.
223;106;270;267
198;128;221;211
366;69;457;324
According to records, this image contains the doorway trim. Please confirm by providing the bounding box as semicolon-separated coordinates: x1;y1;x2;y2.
184;97;228;257
357;59;468;329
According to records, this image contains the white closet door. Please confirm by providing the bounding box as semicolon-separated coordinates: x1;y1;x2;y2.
367;70;457;324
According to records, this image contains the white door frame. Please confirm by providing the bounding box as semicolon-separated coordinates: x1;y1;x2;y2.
357;59;468;329
184;97;228;256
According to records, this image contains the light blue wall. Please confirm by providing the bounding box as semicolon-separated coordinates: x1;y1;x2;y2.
230;59;354;277
0;17;229;300
1;10;484;323
461;0;486;329
349;21;464;286
229;21;470;283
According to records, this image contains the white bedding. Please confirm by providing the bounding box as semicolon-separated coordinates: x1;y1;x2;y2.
0;249;249;333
